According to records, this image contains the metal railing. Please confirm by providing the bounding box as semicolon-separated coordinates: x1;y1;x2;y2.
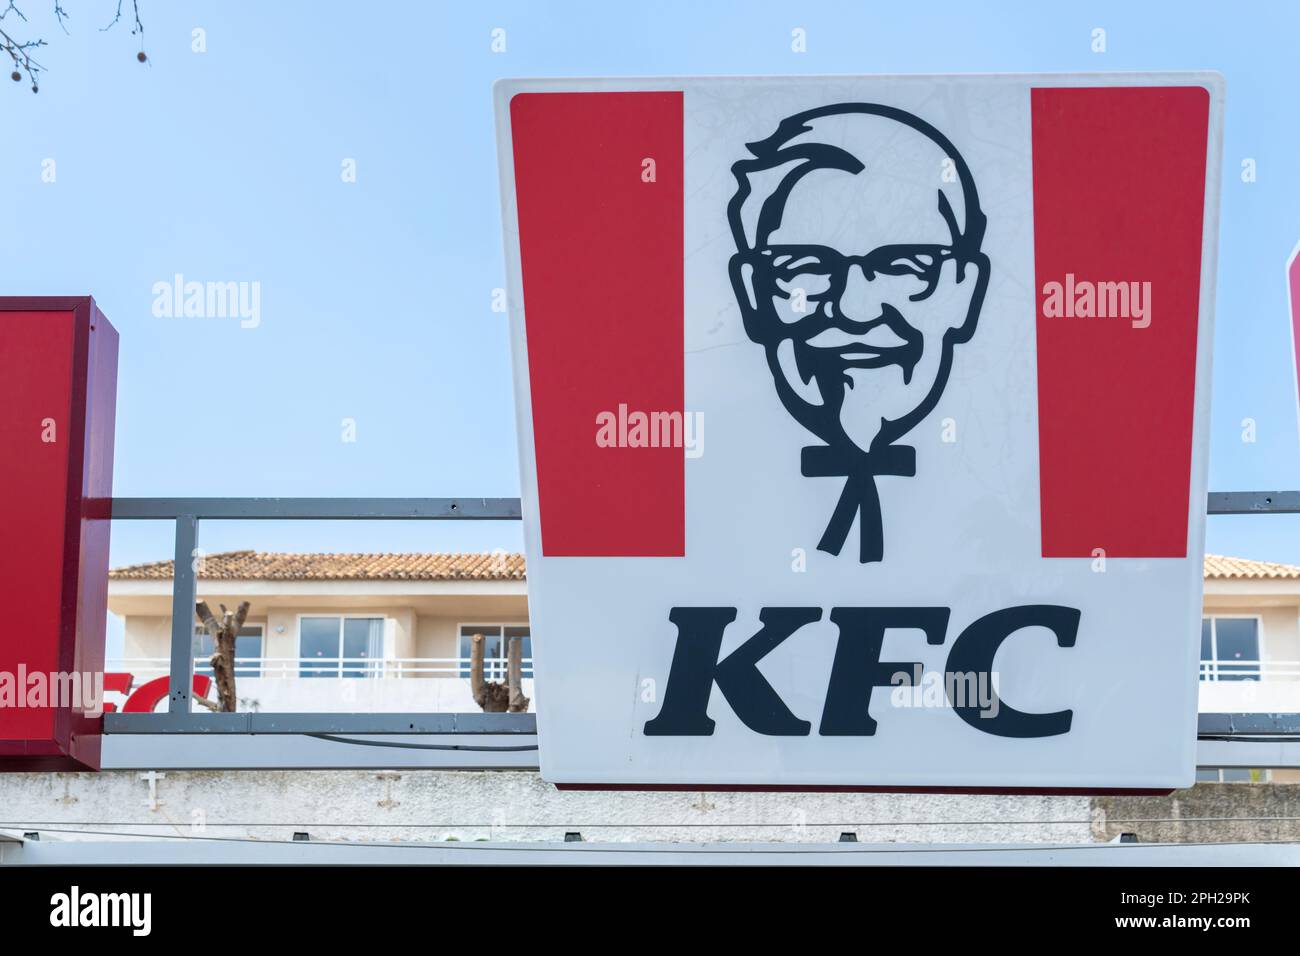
109;656;1300;683
1199;660;1300;682
107;656;536;680
106;496;522;734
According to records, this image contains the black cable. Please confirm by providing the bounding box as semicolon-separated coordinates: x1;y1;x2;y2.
305;732;538;752
307;732;1296;751
10;824;1299;852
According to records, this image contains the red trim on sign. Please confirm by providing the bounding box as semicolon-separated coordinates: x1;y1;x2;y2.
1031;86;1209;558
0;308;76;744
1288;246;1300;440
510;91;685;557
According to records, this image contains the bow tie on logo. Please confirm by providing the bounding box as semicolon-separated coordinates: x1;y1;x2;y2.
801;443;917;564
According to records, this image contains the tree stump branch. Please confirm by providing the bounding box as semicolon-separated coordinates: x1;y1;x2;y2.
469;633;530;713
195;600;250;713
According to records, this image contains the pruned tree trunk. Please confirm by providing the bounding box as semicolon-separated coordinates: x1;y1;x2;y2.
195;600;250;713
506;634;530;713
469;633;510;712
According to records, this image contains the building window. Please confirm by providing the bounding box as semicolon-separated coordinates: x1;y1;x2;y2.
458;625;532;679
299;616;385;677
1195;768;1269;783
1200;617;1260;681
192;624;264;678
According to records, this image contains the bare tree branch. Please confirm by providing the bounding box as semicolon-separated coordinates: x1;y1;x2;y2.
1;2;46;91
100;0;142;43
3;0;145;93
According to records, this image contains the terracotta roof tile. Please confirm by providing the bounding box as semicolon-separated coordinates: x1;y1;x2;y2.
109;552;1300;583
1203;554;1300;580
109;551;525;581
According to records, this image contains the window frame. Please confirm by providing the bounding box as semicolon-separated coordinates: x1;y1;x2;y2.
1200;614;1264;682
1196;767;1270;783
295;613;389;678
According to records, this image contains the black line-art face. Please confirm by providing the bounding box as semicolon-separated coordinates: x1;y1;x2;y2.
728;104;989;456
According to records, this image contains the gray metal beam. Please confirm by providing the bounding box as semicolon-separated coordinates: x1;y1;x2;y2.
167;515;199;714
1206;491;1300;514
104;492;1300;521
100;733;540;770
1197;738;1300;769
95;713;1300;772
102;712;1284;738
1196;713;1300;767
109;497;522;520
104;711;537;735
1197;712;1300;736
94;732;1300;771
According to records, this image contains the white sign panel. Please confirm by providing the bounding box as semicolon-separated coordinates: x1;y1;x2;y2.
495;73;1222;789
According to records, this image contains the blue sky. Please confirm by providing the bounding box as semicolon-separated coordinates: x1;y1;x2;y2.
4;0;1299;570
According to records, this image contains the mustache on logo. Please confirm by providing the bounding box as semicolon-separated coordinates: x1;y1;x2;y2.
791;304;924;386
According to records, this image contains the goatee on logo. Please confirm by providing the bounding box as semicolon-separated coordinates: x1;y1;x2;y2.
727;103;989;563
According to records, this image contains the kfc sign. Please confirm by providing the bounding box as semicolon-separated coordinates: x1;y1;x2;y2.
495;74;1222;789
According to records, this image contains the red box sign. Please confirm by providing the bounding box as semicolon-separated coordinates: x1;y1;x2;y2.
0;298;117;770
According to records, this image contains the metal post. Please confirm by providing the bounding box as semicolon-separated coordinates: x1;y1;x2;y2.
168;515;199;714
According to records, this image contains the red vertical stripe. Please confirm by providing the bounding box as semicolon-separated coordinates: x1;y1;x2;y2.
510;91;684;556
0;311;74;741
1289;247;1300;420
1032;87;1209;558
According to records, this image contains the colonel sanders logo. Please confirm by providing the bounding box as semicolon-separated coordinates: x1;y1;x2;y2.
728;103;990;563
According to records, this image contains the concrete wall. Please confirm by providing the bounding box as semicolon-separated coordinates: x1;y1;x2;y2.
1094;784;1300;843
0;769;1092;844
1261;605;1300;661
414;615;530;661
3;769;1295;845
121;614;270;661
122;615;169;659
415;616;458;660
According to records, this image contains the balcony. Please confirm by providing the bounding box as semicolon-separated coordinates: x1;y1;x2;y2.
1198;660;1300;713
106;657;537;714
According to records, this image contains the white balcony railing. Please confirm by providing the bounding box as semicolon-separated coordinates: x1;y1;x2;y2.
107;657;534;681
1198;660;1300;682
101;658;1300;717
109;657;1300;683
